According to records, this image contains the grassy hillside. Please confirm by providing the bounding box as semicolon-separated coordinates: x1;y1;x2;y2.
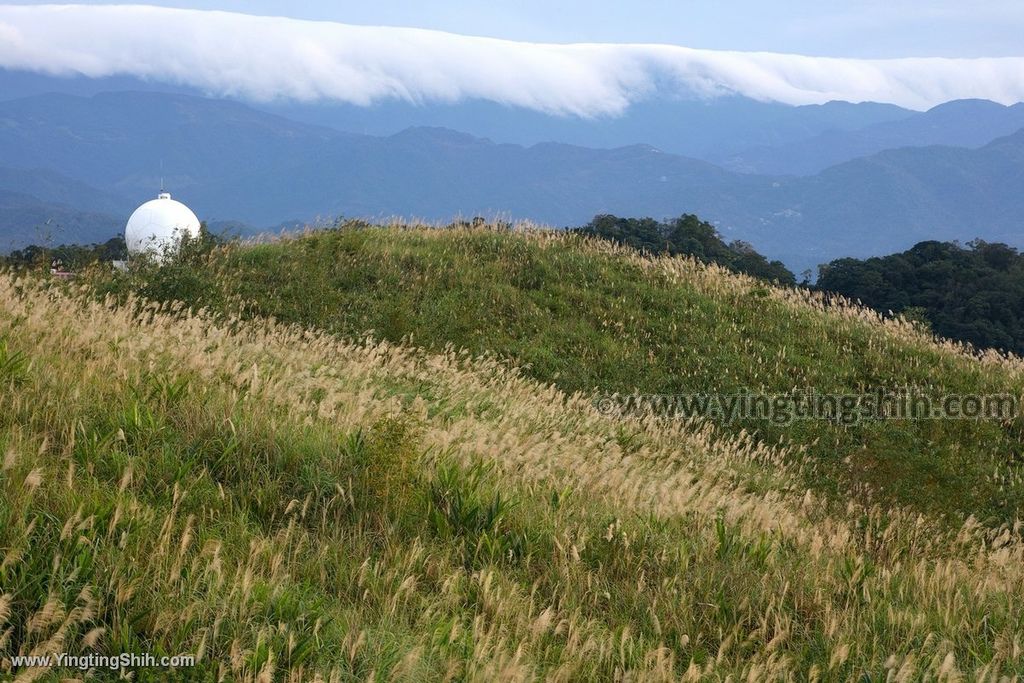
92;224;1024;524
4;260;1024;679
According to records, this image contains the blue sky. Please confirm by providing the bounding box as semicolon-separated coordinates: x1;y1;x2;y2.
9;0;1024;57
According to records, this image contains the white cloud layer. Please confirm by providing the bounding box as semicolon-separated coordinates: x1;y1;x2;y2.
1;4;1023;115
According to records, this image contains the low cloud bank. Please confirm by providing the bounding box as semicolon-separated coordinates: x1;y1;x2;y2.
2;4;1023;114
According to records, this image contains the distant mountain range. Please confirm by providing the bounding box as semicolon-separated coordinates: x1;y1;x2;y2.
0;167;127;249
714;99;1024;175
0;69;915;161
261;97;916;164
0;81;1022;273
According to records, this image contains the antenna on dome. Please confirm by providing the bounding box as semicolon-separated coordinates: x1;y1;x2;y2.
157;160;170;200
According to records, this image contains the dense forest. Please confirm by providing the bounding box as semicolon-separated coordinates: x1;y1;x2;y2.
818;239;1024;354
575;214;797;284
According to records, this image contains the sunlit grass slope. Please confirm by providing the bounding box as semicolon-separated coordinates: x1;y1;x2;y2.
96;223;1024;523
3;270;1024;680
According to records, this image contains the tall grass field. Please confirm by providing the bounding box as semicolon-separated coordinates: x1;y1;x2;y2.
2;223;1023;680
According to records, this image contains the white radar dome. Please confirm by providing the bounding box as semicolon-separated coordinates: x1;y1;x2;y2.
125;192;201;259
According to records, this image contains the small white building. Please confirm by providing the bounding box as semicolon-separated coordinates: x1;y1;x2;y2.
125;191;201;260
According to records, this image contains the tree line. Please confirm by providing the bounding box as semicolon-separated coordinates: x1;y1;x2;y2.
817;240;1024;355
